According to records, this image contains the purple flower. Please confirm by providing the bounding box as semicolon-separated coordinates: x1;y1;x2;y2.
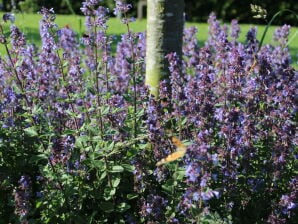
201;189;220;201
14;175;32;220
183;27;200;67
274;25;291;46
10;25;26;51
185;163;200;183
140;194;168;221
146;97;163;144
58;26;77;51
2;13;15;23
192;192;200;201
80;0;102;16
271;25;292;66
230;19;240;41
245;27;259;54
113;0;132;16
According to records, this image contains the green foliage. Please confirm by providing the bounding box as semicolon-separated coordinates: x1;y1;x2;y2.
0;114;42;222
1;0;298;24
18;0;38;13
184;0;298;25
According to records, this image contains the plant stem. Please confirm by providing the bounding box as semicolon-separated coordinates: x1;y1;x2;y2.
125;16;138;140
92;19;104;139
258;9;298;52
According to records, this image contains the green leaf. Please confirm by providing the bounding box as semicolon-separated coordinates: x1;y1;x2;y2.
101;105;110;116
63;61;69;67
36;201;42;208
109;165;124;173
180;117;187;126
32;105;43;115
116;202;131;212
112;177;121;188
104;187;116;200
63;129;76;135
99;202;114;213
126;148;138;157
138;143;148;150
173;180;178;186
99;171;107;181
122;164;134;172
84;159;105;170
24;126;38;137
162;184;174;194
87;86;96;95
107;141;115;150
176;169;186;180
76;135;90;147
29;154;48;164
127;193;138;200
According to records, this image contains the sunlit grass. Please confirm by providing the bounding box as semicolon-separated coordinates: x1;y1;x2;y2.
0;12;297;67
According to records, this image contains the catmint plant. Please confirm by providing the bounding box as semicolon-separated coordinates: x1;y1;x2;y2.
0;1;296;223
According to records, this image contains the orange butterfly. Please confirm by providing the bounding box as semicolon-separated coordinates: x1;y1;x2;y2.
156;137;187;166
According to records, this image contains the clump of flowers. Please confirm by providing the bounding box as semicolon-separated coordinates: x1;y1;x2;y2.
153;13;297;223
14;175;32;223
0;2;296;224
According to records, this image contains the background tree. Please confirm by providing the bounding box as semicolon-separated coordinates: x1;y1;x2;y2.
2;0;297;25
145;0;185;97
184;0;298;25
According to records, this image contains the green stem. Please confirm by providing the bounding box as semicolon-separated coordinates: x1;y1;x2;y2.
63;0;76;15
92;18;104;139
125;15;138;140
258;9;298;52
103;33;110;92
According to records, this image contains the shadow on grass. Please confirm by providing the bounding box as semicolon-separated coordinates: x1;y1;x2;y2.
23;27;41;45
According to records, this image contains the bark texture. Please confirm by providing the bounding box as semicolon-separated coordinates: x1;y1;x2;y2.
145;0;184;97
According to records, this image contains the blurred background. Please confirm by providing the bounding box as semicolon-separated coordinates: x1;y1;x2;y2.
1;0;297;25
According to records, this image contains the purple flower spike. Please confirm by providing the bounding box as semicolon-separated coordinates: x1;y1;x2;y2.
3;13;15;23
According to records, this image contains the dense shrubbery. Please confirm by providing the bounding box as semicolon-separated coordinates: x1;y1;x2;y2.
0;0;297;223
3;0;298;25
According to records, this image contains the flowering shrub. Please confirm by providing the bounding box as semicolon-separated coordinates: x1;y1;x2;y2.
0;0;297;223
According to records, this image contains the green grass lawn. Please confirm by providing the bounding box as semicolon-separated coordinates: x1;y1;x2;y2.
1;13;297;67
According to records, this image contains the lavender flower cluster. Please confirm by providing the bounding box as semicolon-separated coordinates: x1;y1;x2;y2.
148;13;297;223
0;1;297;223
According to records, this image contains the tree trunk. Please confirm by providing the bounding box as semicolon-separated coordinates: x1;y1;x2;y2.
145;0;185;98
